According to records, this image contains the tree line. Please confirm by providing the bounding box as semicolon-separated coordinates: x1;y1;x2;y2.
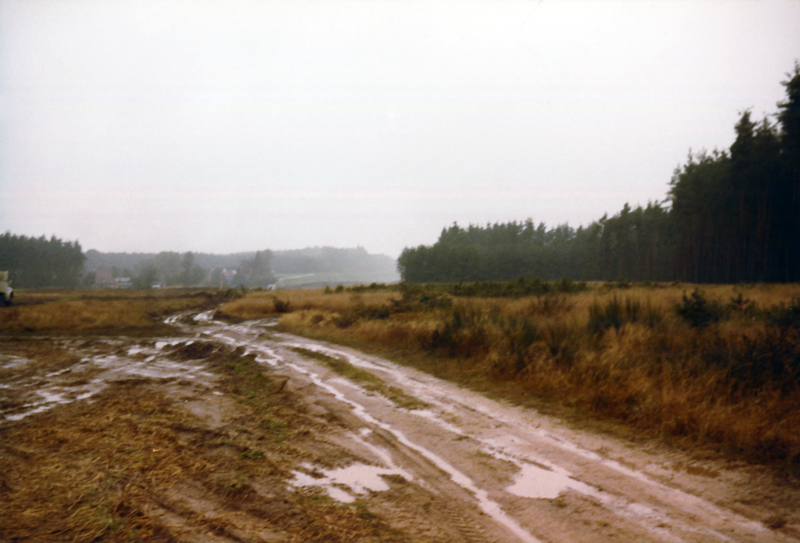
399;64;800;284
0;232;86;288
85;246;396;288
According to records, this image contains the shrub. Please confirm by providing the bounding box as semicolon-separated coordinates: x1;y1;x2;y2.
765;297;800;328
675;290;725;327
271;296;291;313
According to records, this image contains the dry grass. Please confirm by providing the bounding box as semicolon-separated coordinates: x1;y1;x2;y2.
220;289;399;319
223;283;800;467
0;289;229;334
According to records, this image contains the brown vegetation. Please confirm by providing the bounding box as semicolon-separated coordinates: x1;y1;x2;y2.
0;289;234;334
222;283;800;467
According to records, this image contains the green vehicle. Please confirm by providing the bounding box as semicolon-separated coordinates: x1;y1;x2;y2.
0;271;13;306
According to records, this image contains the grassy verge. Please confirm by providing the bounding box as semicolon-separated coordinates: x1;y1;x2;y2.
290;347;429;410
221;282;800;469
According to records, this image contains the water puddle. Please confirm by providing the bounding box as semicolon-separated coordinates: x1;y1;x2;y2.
289;432;413;503
194;310;216;322
291;461;411;504
505;462;590;500
1;354;34;370
6;381;105;421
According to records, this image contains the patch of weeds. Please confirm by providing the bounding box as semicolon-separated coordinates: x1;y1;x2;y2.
240;449;266;460
587;296;647;334
259;417;290;442
213;472;252;497
377;385;429;410
349;499;389;530
528;295;573;317
308;493;335;505
332;312;359;329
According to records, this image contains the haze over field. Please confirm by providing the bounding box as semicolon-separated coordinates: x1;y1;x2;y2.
2;0;799;257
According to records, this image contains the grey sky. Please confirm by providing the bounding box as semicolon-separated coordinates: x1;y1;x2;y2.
2;0;799;258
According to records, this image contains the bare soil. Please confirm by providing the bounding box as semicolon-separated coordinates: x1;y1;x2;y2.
2;311;799;542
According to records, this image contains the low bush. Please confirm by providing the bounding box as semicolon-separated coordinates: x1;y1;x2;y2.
675;289;726;327
271;296;291;313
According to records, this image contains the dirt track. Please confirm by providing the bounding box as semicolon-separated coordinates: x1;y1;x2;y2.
2;310;800;542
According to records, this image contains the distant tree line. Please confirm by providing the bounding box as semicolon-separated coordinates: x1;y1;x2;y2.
0;232;86;288
86;246;397;288
399;64;800;284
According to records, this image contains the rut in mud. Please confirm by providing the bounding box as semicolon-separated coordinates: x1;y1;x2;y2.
2;310;799;542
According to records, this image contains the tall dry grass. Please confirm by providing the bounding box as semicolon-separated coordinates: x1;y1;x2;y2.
0;289;225;333
223;283;800;466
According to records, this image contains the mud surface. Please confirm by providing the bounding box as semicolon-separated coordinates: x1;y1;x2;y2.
2;311;800;542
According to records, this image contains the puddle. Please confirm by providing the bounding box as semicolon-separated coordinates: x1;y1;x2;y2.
0;355;33;369
291;461;410;504
194;310;215;322
505;462;590;500
289;433;413;504
5;381;105;421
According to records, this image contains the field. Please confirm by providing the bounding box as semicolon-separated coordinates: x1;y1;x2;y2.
0;290;412;542
220;281;800;468
0;288;233;334
3;285;800;542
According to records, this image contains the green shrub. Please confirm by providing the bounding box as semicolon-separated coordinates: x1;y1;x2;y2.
765;298;800;328
675;290;725;327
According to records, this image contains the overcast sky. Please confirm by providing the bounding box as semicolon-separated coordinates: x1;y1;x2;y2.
1;0;799;258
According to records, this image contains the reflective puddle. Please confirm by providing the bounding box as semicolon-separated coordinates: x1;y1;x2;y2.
289;433;413;504
505;461;593;500
290;461;412;504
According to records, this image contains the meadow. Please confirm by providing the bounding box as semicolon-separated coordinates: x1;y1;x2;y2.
220;281;800;468
0;288;235;335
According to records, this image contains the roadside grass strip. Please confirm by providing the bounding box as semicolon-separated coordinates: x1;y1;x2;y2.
290;346;428;410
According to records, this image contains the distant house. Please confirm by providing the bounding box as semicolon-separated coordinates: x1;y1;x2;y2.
94;268;114;288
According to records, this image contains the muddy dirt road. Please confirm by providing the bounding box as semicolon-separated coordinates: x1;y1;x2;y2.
2;311;799;542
